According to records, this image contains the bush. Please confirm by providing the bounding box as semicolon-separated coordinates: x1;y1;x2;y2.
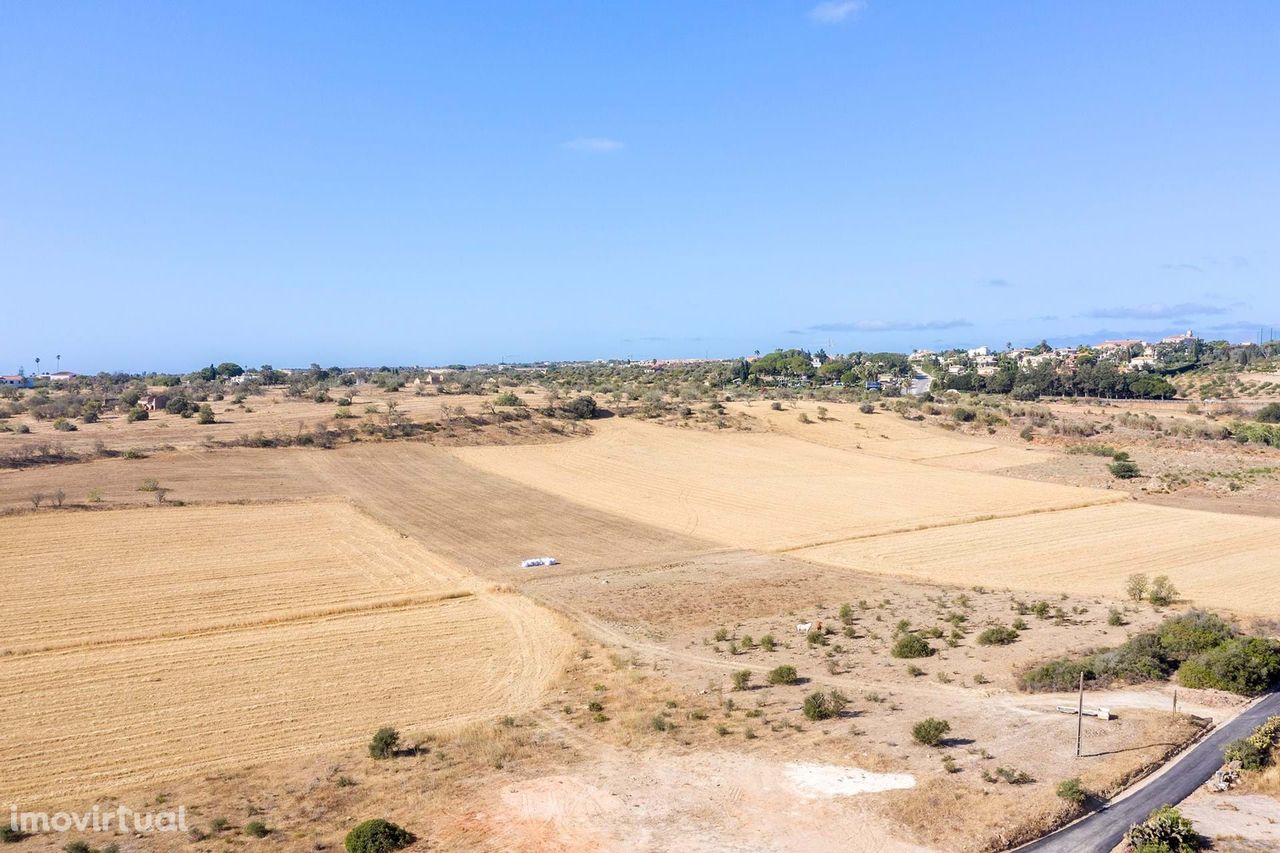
952;407;976;422
345;819;416;853
53;417;77;431
759;634;776;651
976;626;1019;646
1177;637;1280;695
996;766;1034;785
243;821;269;838
368;726;400;759
731;670;752;691
1127;573;1149;602
1224;736;1268;771
197;403;215;424
912;718;951;747
858;402;875;414
1095;632;1171;682
1224;717;1280;770
1056;777;1086;804
564;395;598;419
494;392;524;407
166;396;194;416
1157;611;1235;662
126;407;148;422
1019;657;1097;692
1109;460;1141;479
1125;805;1201;852
1255;402;1280;423
802;689;848;721
891;633;934;659
766;665;798;685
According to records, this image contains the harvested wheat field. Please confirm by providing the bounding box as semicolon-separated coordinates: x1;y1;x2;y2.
307;443;711;579
0;502;464;654
0;502;571;805
451;418;1125;551
795;501;1280;615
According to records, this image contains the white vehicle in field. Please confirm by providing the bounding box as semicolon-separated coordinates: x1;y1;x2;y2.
521;557;559;568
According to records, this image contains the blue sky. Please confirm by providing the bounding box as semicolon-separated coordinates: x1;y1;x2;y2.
2;1;1277;372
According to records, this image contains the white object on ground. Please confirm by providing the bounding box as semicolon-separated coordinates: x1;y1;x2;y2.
785;763;916;798
795;622;812;634
521;557;559;568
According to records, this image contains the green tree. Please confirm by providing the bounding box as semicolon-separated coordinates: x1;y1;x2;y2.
1148;575;1178;607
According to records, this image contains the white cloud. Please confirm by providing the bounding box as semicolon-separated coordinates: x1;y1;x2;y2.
562;137;625;153
808;0;866;24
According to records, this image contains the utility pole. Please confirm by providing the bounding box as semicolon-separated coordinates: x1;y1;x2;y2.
1076;671;1085;758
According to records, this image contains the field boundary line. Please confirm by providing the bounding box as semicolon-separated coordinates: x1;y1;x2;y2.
0;591;474;659
774;496;1130;554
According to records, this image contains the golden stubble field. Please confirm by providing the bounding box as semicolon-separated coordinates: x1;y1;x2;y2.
0;502;571;805
450;417;1126;551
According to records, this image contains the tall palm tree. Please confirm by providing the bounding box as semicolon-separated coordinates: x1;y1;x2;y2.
56;354;61;373
34;357;40;375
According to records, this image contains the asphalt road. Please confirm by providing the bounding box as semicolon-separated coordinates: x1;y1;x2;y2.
1017;692;1280;853
909;372;933;396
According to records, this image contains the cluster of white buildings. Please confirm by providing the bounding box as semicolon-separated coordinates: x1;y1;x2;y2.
911;331;1201;378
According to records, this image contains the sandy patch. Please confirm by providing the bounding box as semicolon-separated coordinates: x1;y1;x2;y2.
785;762;916;798
1180;792;1280;847
492;751;931;852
